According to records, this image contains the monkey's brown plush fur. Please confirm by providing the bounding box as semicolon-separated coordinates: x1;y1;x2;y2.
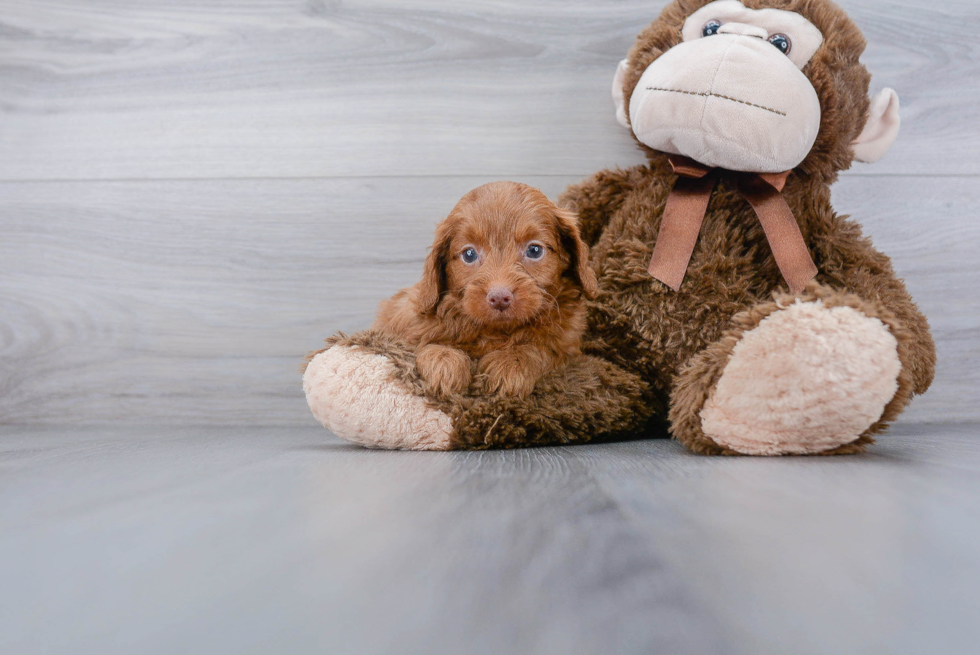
304;0;935;455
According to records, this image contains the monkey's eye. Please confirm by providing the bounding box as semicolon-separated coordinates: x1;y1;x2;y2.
460;247;479;265
524;243;545;261
768;34;791;55
702;20;722;37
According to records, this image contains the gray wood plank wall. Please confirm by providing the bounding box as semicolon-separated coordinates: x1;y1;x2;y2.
1;0;977;426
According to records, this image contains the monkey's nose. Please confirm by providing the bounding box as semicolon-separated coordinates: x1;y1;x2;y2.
486;287;513;311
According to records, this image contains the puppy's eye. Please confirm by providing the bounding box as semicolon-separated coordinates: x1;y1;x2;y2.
702;20;722;37
460;247;479;265
768;34;791;54
524;243;545;261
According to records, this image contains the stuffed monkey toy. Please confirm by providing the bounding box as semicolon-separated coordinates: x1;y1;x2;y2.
303;0;935;455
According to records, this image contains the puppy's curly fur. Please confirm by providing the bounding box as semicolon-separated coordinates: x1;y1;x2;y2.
373;181;598;399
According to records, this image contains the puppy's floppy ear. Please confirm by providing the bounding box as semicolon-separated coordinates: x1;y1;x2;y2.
552;206;598;299
415;218;455;314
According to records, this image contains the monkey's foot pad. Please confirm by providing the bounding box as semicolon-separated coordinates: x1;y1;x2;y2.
700;300;902;455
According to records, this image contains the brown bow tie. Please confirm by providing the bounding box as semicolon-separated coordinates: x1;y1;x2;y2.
647;155;818;295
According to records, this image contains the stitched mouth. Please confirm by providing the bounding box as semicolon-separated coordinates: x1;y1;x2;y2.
646;87;786;117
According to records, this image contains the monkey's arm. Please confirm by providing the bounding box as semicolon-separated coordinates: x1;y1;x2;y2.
303;330;653;450
559;166;644;245
816;218;936;395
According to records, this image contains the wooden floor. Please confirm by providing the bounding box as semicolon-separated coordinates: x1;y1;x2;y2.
2;423;980;655
2;1;979;653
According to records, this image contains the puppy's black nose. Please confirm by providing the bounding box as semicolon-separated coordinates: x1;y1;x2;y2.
486;287;513;311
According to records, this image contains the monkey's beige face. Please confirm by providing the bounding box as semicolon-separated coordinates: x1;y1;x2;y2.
618;0;825;173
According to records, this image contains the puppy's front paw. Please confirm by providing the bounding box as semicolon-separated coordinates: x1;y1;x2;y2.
416;344;472;398
478;351;538;398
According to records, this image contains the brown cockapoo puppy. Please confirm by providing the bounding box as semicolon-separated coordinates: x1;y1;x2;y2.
304;0;935;455
373;181;597;400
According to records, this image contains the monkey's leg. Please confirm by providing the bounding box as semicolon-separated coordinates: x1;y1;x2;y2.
303;331;655;450
669;284;915;456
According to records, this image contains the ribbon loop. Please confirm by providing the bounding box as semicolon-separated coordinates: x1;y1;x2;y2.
648;158;817;294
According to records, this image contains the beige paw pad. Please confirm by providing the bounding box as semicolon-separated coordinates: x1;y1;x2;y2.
303;346;453;450
700;301;901;455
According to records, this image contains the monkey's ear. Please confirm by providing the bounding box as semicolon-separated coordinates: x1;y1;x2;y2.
415;220;453;314
554;207;599;299
612;58;630;129
852;88;901;163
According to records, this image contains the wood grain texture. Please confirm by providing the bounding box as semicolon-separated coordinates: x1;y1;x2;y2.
0;0;977;180
2;423;979;654
0;175;975;425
